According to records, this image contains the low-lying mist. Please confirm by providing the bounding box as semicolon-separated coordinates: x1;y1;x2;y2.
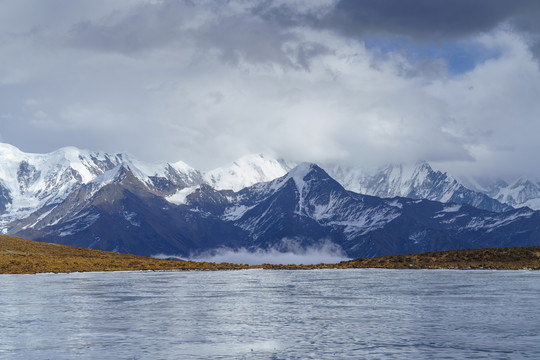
154;239;350;265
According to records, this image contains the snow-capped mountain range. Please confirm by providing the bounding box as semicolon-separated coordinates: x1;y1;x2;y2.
188;163;540;257
1;142;539;258
461;176;540;211
0;143;200;225
325;162;513;213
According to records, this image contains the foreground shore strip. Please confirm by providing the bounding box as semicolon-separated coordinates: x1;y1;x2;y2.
1;236;539;274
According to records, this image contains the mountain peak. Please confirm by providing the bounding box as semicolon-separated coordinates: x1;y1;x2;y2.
288;162;317;177
269;163;337;196
511;177;536;188
169;160;197;174
88;164;149;193
204;153;294;191
0;142;25;157
52;145;90;157
233;153;268;164
90;164;125;186
286;163;316;194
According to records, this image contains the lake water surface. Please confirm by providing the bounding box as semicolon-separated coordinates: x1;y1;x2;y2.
1;269;539;359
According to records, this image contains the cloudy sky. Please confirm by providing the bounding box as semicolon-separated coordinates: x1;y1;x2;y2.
1;0;540;180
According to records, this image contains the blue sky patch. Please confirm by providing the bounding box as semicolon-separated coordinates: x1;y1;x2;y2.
364;36;502;75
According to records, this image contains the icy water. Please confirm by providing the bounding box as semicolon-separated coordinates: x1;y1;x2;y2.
1;269;539;360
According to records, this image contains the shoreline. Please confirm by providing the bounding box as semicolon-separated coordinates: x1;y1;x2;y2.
3;267;538;277
2;236;540;274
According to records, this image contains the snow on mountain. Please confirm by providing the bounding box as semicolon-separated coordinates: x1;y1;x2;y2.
0;143;123;226
195;154;512;212
199;154;513;213
324;161;512;212
0;142;516;239
185;163;540;258
267;162;314;195
90;165;125;186
203;154;295;191
0;143;204;233
0;144;538;258
192;163;403;245
166;186;200;205
124;157;203;194
0;142;522;222
481;178;540;210
325;162;424;198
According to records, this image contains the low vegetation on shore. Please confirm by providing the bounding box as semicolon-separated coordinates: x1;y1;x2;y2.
337;247;540;270
1;235;539;274
0;236;252;273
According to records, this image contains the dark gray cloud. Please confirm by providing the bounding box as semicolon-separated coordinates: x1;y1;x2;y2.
67;0;329;69
248;0;540;66
63;0;540;68
510;11;540;60
320;0;521;39
256;0;540;61
316;0;540;59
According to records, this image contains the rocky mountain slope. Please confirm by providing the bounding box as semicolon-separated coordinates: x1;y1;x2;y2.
187;164;540;258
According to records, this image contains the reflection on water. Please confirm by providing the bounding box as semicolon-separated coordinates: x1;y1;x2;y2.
1;269;539;359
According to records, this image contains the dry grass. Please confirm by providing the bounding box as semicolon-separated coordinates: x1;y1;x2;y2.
1;235;539;274
338;246;540;270
0;236;251;274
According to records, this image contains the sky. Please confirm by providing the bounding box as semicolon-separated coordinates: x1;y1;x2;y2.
1;0;540;180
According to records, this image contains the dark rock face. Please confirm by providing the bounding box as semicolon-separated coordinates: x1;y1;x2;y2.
146;164;203;196
0;184;11;213
17;161;41;194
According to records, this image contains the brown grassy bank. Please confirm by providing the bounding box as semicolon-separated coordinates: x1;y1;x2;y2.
336;246;540;270
0;236;251;274
1;235;539;274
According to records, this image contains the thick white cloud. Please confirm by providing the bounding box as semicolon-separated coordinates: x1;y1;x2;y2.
427;31;540;179
0;0;539;180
